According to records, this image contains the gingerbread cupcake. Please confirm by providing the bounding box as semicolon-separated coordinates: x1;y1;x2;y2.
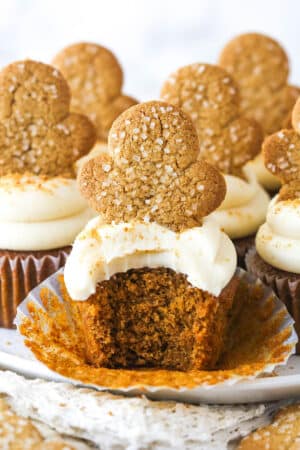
219;32;300;192
63;100;238;371
0;59;96;328
246;98;300;352
52;42;137;169
161;63;270;266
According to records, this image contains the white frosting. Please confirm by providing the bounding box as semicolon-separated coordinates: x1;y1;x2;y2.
246;153;281;191
256;196;300;273
64;218;237;301
0;175;94;251
209;167;270;239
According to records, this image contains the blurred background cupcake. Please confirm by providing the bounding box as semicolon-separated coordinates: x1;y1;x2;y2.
219;32;300;193
52;42;137;170
160;63;270;267
246;98;300;352
0;59;96;328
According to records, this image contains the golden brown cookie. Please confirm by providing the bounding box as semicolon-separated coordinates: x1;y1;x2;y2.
263;98;300;200
0;396;79;449
238;403;300;450
79;100;226;231
0;59;96;177
219;33;300;135
161;63;263;177
52;42;137;141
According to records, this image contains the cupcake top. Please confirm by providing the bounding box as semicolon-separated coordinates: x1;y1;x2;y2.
53;42;137;142
256;98;300;273
161;63;269;238
0;59;96;250
219;32;300;136
65;101;237;300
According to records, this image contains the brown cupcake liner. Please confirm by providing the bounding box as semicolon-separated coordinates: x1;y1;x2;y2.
0;247;70;328
233;235;255;269
245;248;300;354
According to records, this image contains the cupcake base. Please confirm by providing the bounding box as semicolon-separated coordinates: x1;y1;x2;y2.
0;247;70;328
69;267;239;371
245;248;300;353
233;236;255;268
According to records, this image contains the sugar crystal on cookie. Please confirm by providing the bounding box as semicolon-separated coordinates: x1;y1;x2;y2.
0;59;96;177
161;63;263;177
79;100;226;231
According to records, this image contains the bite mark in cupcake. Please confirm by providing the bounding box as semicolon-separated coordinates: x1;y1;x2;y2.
65;100;238;371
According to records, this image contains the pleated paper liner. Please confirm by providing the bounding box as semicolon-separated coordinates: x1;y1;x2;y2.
246;248;300;354
15;268;297;398
0;247;70;328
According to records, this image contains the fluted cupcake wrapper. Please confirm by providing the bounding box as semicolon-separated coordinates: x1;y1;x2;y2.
233;235;255;269
0;248;70;328
14;267;297;403
246;248;300;354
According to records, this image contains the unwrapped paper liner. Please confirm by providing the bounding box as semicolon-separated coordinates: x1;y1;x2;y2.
15;267;297;402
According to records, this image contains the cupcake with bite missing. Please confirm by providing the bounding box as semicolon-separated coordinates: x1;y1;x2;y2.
0;59;96;328
219;32;300;193
64;101;238;371
52;42;137;170
246;97;300;352
161;63;270;267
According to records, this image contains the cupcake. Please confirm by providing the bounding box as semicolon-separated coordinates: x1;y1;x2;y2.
160;63;270;266
219;32;300;192
246;97;300;352
52;42;137;168
64;101;238;371
0;59;96;328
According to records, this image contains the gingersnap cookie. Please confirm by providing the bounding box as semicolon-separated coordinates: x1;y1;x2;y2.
219;33;300;136
0;59;96;178
78;100;226;232
0;59;96;328
263;97;300;201
52;42;137;141
238;403;300;449
161;63;263;177
247;99;300;351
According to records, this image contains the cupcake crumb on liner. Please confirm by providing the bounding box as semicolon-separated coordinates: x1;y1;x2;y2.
15;267;297;401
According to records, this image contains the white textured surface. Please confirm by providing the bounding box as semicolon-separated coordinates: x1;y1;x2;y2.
0;369;287;450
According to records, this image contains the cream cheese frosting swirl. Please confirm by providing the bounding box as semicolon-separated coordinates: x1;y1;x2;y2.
209;166;270;239
0;175;94;251
246;152;281;191
256;196;300;273
64;218;237;301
